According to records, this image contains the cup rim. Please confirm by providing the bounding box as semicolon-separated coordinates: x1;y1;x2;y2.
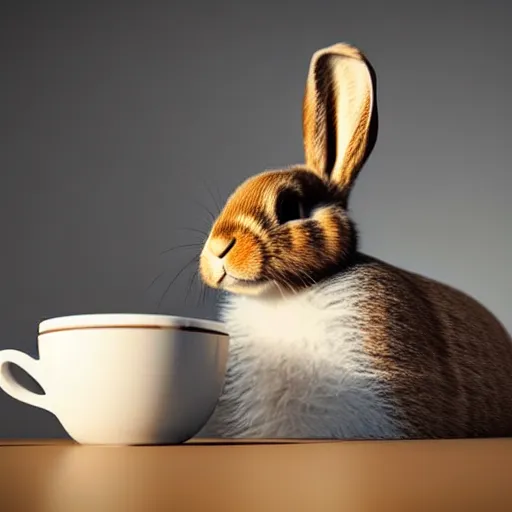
38;313;229;336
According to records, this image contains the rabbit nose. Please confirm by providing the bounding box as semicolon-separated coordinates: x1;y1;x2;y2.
209;237;236;259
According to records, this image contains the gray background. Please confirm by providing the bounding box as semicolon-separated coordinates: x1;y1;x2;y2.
0;0;510;438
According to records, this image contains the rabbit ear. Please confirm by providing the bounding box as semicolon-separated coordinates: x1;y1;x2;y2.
302;43;378;194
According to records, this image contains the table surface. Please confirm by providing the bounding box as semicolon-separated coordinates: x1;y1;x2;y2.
1;438;512;512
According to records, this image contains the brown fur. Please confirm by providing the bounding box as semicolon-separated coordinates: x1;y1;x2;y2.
199;42;512;437
348;255;512;438
200;168;355;293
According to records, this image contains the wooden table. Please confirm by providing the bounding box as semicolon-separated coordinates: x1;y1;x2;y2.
1;438;511;511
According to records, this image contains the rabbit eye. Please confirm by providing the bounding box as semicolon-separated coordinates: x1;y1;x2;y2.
276;189;305;224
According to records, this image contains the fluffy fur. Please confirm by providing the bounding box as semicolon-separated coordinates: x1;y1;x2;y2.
197;42;512;439
199;255;512;439
198;270;402;439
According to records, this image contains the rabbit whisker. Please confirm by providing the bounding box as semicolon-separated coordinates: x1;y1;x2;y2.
273;280;289;300
184;270;199;304
160;243;203;256
157;255;200;311
191;198;216;223
176;227;209;238
145;270;166;293
200;176;223;216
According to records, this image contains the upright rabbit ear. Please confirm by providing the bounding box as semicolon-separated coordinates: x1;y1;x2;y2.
302;43;378;195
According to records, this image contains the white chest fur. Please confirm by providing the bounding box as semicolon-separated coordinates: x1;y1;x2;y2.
200;276;402;439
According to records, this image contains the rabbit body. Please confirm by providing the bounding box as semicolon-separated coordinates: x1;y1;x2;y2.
200;254;512;439
198;43;512;439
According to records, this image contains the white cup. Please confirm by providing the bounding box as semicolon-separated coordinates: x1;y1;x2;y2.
0;314;229;445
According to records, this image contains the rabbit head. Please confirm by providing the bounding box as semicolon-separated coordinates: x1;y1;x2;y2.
199;43;379;296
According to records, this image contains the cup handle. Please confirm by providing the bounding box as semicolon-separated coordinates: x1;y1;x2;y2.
0;349;51;413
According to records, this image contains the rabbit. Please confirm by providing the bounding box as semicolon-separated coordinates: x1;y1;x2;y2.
196;42;512;440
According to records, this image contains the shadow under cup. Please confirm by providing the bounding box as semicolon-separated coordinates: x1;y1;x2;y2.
0;314;230;445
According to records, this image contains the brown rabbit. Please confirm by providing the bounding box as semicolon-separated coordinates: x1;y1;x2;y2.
197;43;512;439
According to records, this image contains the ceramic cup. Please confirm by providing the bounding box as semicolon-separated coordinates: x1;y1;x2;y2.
0;314;229;445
